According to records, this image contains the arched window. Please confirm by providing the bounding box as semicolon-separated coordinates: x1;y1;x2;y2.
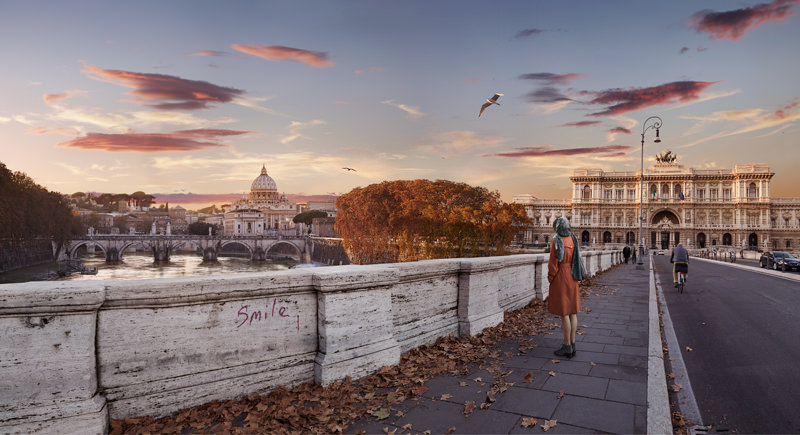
748;182;757;198
661;184;670;197
583;185;591;200
581;231;590;245
603;231;612;244
674;184;683;199
650;184;657;199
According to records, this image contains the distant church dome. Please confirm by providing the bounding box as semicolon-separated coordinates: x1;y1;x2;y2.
251;165;278;192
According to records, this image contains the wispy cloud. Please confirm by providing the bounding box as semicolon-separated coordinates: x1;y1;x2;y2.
586;81;721;117
43;89;86;106
680;98;800;147
560;120;601;128
485;144;632;158
519;72;586;85
27;126;81;136
183;50;227;56
280;119;326;144
607;126;633;142
83;65;245;110
57;129;253;152
689;0;800;41
514;28;545;39
381;100;426;119
0;116;10;123
416;130;506;157
231;44;334;68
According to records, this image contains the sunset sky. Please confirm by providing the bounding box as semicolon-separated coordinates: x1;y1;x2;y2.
2;0;799;209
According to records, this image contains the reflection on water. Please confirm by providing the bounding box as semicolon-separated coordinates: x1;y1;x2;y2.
60;253;298;281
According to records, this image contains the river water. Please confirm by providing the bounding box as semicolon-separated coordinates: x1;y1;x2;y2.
0;253;303;284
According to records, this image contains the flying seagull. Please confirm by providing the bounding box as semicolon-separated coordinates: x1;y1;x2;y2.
342;167;357;172
479;93;503;117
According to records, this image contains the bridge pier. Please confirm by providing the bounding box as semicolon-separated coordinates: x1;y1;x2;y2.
202;247;218;262
252;247;267;262
106;247;120;262
151;239;173;262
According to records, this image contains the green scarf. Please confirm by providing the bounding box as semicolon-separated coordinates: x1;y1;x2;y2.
553;217;583;281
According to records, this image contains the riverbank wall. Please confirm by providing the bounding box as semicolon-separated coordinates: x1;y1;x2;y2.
0;238;53;273
0;250;621;434
309;237;350;265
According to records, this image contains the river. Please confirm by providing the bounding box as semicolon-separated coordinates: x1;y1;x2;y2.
0;253;306;284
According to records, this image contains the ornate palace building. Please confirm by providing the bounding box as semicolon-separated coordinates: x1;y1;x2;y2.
514;153;800;253
223;165;299;235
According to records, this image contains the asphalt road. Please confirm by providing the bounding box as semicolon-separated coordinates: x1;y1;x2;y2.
653;256;800;433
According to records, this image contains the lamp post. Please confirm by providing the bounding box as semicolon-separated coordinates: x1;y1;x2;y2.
637;116;662;268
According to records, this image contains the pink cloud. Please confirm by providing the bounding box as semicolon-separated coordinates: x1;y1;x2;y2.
690;0;799;41
560;120;601;128
587;81;721;117
485;144;632;158
82;65;244;110
43;89;85;106
608;127;632;134
57;129;253;152
27;126;81;136
231;44;334;68
519;72;586;85
183;50;227;56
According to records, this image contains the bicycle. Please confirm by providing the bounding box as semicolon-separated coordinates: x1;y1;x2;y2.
677;270;686;294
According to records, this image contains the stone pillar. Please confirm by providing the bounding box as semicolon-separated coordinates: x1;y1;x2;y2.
105;247;120;262
313;265;401;385
457;257;505;336
0;282;107;434
202;247;217;262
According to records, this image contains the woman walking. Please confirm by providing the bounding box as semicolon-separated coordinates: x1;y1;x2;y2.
547;217;583;358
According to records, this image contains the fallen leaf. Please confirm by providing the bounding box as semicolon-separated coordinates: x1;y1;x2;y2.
458;381;468;387
672;383;683;392
402;423;412;431
473;377;482;383
440;394;453;401
524;373;533;383
383;427;397;435
686;346;693;352
551;359;560;364
542;419;558;431
701;322;706;326
423;431;431;435
486;389;496;403
669;357;675;361
447;426;456;434
395;410;405;417
498;382;514;392
668;373;675;379
557;391;565;399
463;401;476;415
479;402;491;409
372;408;391;420
548;371;556;376
581;324;588;328
355;430;366;435
521;417;538;427
589;361;596;366
577;330;585;335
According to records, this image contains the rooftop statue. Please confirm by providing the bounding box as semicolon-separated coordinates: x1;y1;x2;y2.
656;150;677;164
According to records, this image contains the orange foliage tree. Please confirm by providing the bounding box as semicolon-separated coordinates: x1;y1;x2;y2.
335;179;531;264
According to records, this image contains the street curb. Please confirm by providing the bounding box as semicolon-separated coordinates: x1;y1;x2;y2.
693;256;800;282
647;256;673;434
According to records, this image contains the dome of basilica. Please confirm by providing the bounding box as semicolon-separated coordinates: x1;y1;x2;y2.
251;165;278;191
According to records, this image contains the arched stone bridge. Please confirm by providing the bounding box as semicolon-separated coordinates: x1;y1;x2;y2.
60;235;312;263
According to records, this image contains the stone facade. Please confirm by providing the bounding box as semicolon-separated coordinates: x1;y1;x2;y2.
224;166;299;234
515;158;800;254
1;251;621;432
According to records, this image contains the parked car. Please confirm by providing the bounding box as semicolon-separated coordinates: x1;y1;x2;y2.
760;251;800;271
657;250;666;255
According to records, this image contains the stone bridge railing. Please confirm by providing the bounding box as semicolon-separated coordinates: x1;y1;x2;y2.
0;250;621;434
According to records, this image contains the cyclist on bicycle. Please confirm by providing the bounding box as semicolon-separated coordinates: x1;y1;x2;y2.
670;243;689;287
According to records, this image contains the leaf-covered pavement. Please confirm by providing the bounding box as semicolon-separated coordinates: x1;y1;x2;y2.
111;278;600;434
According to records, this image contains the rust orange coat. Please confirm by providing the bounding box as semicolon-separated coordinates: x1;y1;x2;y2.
547;236;581;316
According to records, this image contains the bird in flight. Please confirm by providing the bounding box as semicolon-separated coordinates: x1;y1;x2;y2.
342;167;357;172
479;93;503;117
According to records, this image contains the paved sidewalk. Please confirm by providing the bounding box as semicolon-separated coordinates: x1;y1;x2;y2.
346;261;661;434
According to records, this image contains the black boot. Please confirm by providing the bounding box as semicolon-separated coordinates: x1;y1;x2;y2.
554;344;572;358
570;342;576;358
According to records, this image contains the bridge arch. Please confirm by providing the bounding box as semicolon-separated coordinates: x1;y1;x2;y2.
266;241;303;259
68;240;108;259
218;240;254;258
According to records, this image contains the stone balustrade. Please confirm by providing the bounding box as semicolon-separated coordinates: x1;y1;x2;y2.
1;251;621;434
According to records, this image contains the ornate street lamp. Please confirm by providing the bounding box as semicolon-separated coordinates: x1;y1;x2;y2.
637;116;662;268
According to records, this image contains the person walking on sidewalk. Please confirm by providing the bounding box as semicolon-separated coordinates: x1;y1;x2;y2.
547;217;584;358
622;245;631;264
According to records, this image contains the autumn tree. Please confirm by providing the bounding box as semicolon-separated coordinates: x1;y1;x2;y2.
335;179;530;264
